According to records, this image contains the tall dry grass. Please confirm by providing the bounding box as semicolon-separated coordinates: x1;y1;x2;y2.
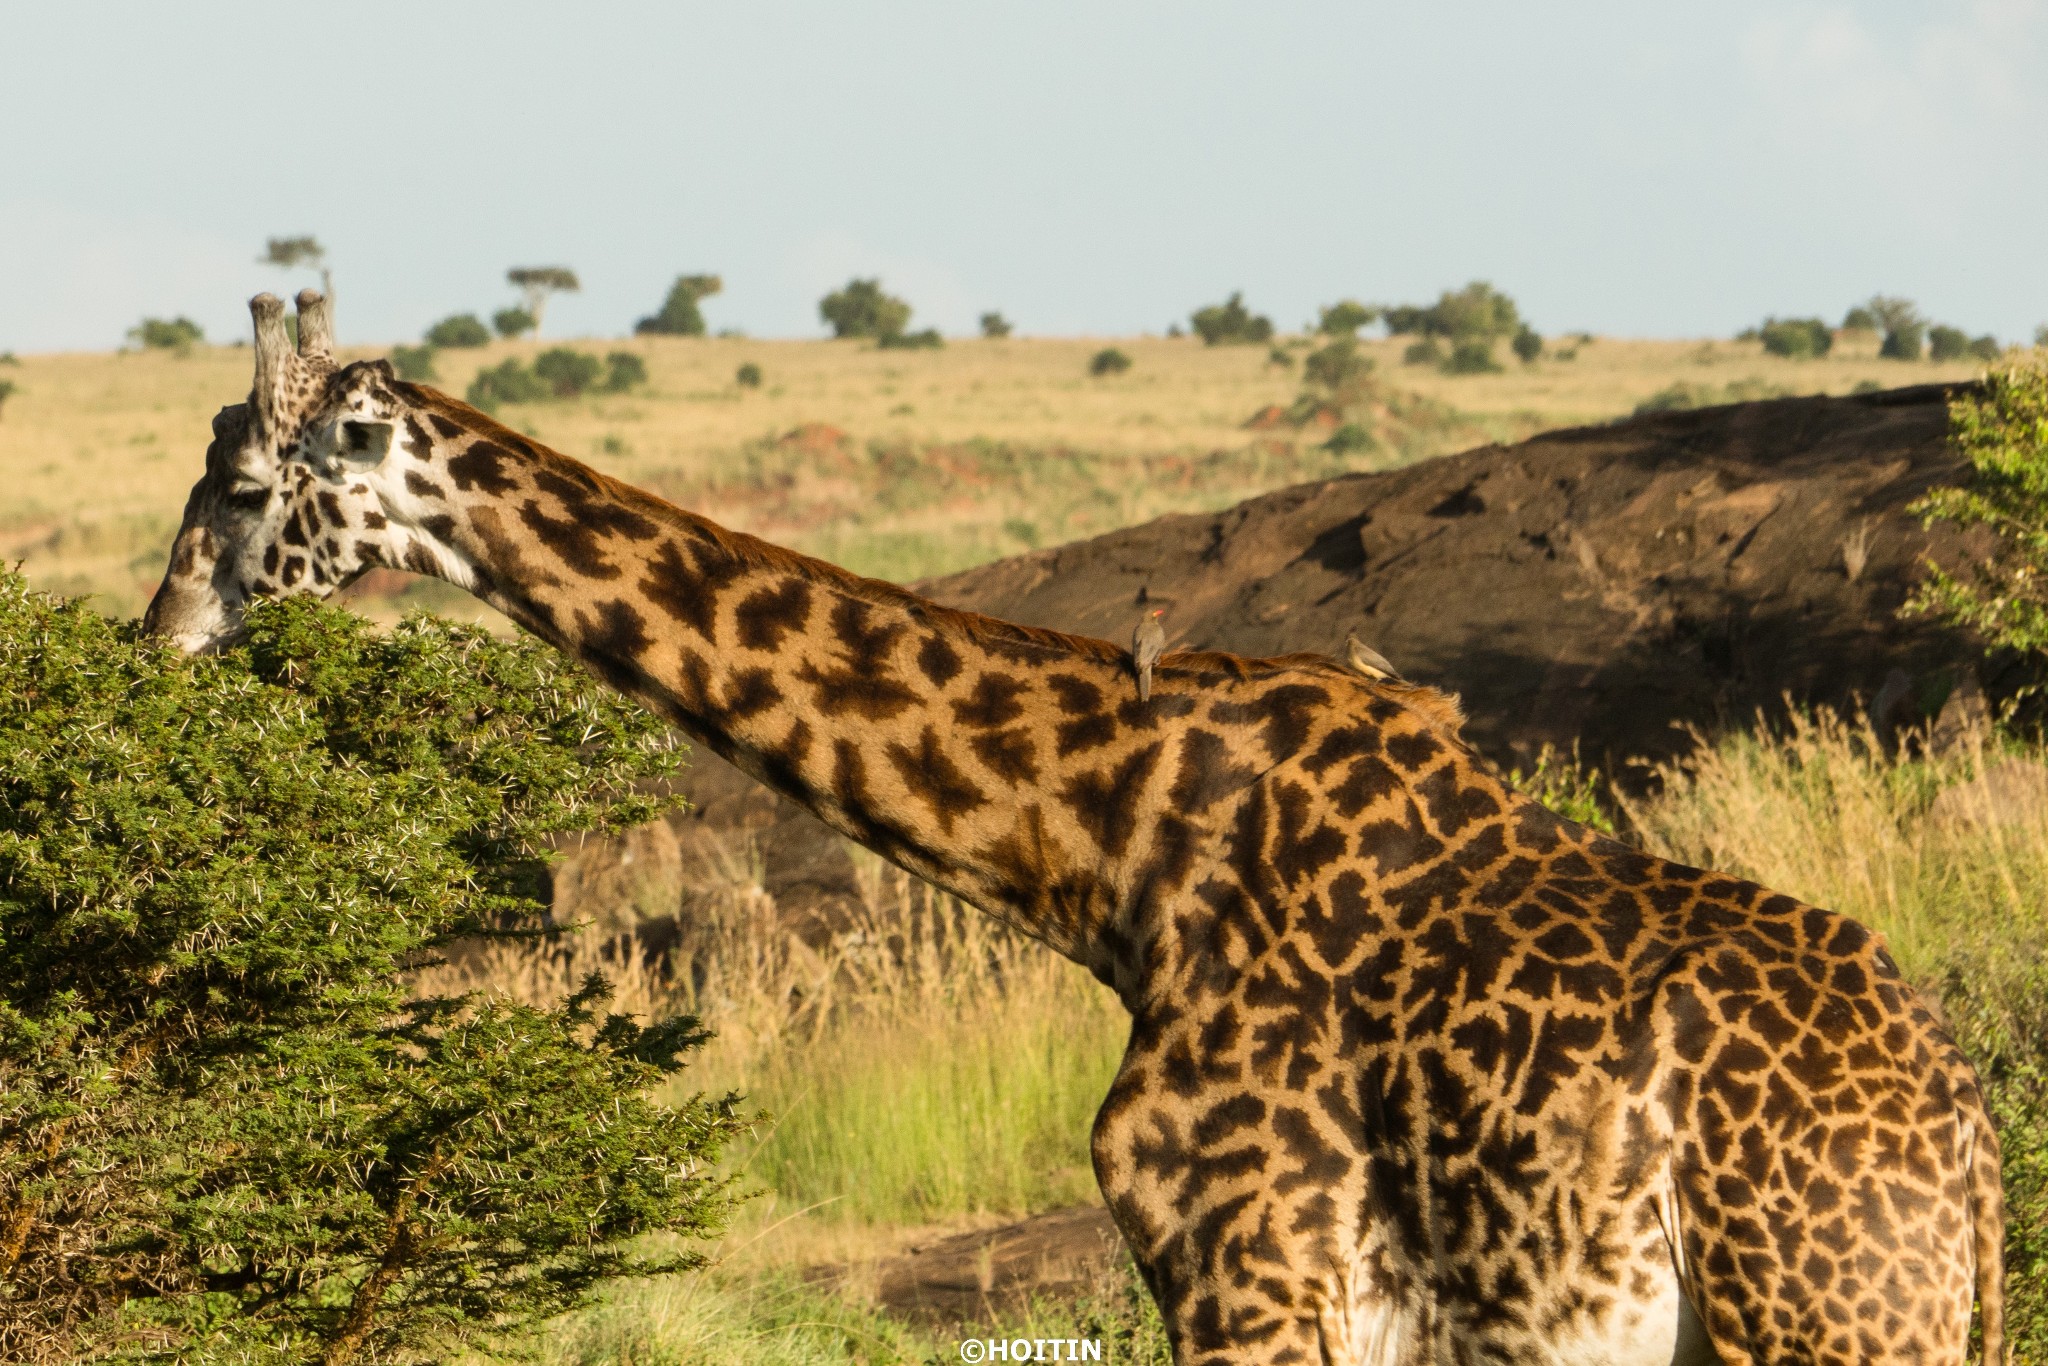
413;831;1128;1231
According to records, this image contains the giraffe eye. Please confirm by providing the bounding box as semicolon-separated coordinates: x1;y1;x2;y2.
226;482;271;512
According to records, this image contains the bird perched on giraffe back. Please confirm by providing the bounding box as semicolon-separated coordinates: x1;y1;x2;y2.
1132;609;1166;702
1345;633;1400;681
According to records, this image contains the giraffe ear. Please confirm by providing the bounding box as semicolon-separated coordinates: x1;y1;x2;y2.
304;417;395;475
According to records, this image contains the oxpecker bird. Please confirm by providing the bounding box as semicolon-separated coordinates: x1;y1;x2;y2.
1133;608;1167;701
1345;633;1400;681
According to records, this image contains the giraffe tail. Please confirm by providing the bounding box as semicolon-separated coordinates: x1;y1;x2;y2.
1968;1111;2006;1363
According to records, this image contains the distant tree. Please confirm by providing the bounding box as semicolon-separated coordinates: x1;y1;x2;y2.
0;379;15;421
425;314;491;348
1165;322;1184;339
1303;338;1370;392
735;362;763;388
819;278;913;340
1402;338;1444;366
1969;335;2002;362
979;311;1013;339
1190;293;1274;346
1865;296;1926;360
1317;300;1378;336
1928;326;1971;362
2037;324;2048;349
877;327;944;350
533;348;603;397
601;351;648;392
1089;347;1132;376
260;235;333;307
506;266;581;338
466;359;551;411
1511;325;1543;363
1757;317;1834;359
128;317;205;353
1268;346;1295;368
635;275;723;336
1381;304;1432;335
1842;304;1879;332
1441;338;1503;374
389;344;438;381
494;307;537;340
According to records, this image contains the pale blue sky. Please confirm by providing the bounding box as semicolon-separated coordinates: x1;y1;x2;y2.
3;2;2044;352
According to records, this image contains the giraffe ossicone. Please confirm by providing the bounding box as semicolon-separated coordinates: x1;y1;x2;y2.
146;293;2006;1365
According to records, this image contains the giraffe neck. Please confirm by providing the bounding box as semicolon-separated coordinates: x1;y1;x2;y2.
398;401;1144;974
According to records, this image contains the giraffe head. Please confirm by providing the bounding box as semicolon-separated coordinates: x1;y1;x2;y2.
144;291;463;653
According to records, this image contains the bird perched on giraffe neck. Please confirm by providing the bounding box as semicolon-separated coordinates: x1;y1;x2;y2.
1132;608;1167;702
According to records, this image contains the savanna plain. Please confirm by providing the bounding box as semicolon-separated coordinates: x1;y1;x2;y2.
2;326;2039;1363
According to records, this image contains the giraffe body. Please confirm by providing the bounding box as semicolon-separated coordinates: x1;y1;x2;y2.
144;295;2004;1364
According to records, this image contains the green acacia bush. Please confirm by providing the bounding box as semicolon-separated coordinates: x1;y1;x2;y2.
1758;317;1833;359
819;279;912;341
635;274;723;337
1908;354;2048;653
493;307;537;340
423;314;490;349
389;343;438;381
1303;338;1369;392
0;579;744;1364
127;317;205;353
1440;338;1502;374
534;347;604;397
1189;293;1273;346
1089;347;1132;376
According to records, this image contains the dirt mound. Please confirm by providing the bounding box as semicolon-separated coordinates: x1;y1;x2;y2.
925;382;1997;772
556;384;2002;934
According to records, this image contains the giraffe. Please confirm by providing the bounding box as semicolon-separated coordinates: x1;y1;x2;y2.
146;293;2005;1365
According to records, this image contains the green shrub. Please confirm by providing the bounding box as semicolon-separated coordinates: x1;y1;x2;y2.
494;306;537;340
0;581;743;1363
424;313;491;348
1402;338;1444;366
634;274;723;336
1864;295;1926;360
1303;337;1370;391
1511;325;1542;363
1842;304;1879;332
1907;353;2048;653
1382;282;1521;342
1505;743;1615;833
1881;323;1927;360
1189;292;1274;345
602;350;648;392
735;361;763;388
1440;338;1502;374
127;316;204;352
1317;300;1377;336
0;379;14;420
979;311;1013;339
1267;345;1295;367
534;348;604;397
1928;325;1971;362
1324;422;1376;455
1971;335;2003;362
1635;382;1707;415
1758;317;1834;359
819;278;912;340
389;343;438;381
2037;325;2048;349
876;327;943;350
1089;347;1133;376
0;351;18;365
465;358;551;411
